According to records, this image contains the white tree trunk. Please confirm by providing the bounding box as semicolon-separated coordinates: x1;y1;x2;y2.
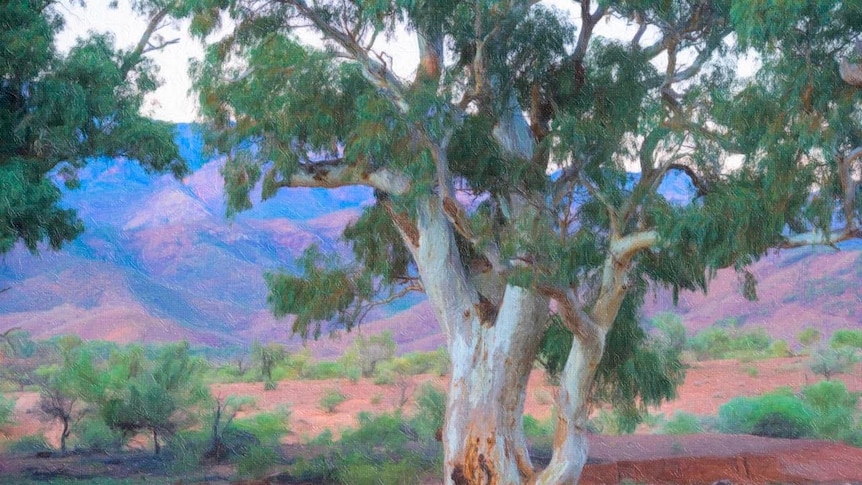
406;198;549;484
535;331;606;485
444;285;547;485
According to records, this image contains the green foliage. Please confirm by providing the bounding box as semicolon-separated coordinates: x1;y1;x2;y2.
590;409;635;436
266;247;367;339
100;342;209;455
0;391;14;426
718;388;813;438
332;412;436;485
302;361;344;380
35;338;103;453
539;290;686;430
688;325;776;361
377;348;450;378
830;329;862;350
71;417;123;453
661;411;703;435
234;406;291;446
319;388;348;413
410;383;446;442
236;445;281;479
717;381;862;444
8;435;52;454
801;380;861;441
0;1;183;255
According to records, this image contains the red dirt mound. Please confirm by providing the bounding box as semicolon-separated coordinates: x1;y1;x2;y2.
583;434;862;484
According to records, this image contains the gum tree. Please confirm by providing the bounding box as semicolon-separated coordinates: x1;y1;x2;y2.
178;0;862;483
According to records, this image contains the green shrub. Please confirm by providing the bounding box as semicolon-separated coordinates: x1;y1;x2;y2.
337;460;422;485
798;327;822;348
768;340;792;358
523;414;555;458
650;312;687;352
319;388;348;413
751;412;807;438
9;434;52;454
237;445;281;479
303;361;344;380
590;409;636;436
688;326;775;361
72;418;124;452
662;411;702;435
345;366;362;383
718;389;813;438
689;327;732;360
234;406;291;445
801;380;860;441
830;329;862;350
308;428;334;446
333;412;431;485
410;383;446;442
0;392;14;425
373;367;396;385
292;410;439;485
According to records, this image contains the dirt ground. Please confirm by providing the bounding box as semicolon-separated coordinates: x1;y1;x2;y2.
2;356;862;483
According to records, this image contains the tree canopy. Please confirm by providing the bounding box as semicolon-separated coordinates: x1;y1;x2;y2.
0;0;185;254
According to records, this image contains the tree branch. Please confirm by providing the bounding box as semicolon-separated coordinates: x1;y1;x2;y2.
780;228;862;249
610;230;659;262
268;160;411;195
539;286;602;346
120;1;177;77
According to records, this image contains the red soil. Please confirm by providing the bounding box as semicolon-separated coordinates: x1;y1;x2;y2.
3;356;862;483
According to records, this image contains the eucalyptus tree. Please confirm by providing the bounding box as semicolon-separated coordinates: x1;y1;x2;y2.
178;0;862;483
0;1;185;254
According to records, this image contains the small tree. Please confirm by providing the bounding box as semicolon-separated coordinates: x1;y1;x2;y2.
101;342;208;455
252;342;286;391
809;347;859;381
35;338;101;454
205;395;257;463
342;331;398;379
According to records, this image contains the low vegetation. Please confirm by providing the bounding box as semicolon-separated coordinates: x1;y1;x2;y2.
1;321;860;482
291;384;447;485
717;381;862;444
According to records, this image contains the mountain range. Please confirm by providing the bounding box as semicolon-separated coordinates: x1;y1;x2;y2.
1;125;859;356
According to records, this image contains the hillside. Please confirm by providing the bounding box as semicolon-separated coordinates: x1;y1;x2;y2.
1;125;859;352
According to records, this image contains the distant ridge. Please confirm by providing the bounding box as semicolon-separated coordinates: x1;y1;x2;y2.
1;125;859;354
